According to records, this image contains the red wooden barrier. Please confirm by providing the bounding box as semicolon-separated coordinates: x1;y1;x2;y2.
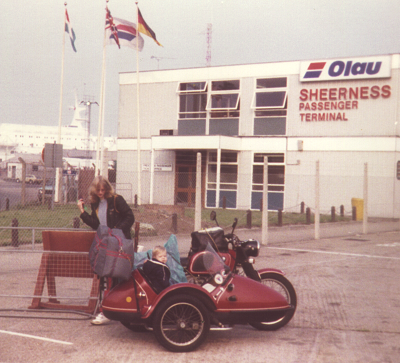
29;230;98;313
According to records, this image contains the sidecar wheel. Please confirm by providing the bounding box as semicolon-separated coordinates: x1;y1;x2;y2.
250;272;297;331
153;294;210;352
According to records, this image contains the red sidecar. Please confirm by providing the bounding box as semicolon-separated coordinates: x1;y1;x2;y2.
102;244;294;352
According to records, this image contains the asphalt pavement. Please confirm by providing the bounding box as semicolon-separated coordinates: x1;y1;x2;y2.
0;221;400;362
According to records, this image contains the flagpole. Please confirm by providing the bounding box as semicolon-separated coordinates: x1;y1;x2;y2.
136;2;141;205
97;3;108;176
55;3;67;203
58;5;66;144
99;48;107;176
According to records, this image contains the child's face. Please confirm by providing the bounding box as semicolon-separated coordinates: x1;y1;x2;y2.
155;251;167;264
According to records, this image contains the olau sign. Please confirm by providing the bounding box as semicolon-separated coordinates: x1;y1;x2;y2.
300;55;391;82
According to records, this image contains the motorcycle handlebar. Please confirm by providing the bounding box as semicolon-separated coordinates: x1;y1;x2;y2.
224;233;240;247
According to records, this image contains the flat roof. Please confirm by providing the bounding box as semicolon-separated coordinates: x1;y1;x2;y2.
120;53;400;85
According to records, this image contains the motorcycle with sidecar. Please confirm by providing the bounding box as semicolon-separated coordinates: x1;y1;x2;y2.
181;211;297;331
102;242;296;352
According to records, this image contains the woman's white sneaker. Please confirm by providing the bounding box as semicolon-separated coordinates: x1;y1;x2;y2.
91;312;110;325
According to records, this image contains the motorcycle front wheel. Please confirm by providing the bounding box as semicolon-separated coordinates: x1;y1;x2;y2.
153;294;210;352
250;272;297;331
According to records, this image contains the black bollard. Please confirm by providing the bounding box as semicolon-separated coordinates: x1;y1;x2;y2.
340;205;344;217
134;194;138;209
11;218;19;247
331;206;336;222
300;201;305;214
172;213;178;234
6;198;9;211
278;209;283;227
260;198;263;212
352;206;357;221
306;207;311;225
246;209;252;229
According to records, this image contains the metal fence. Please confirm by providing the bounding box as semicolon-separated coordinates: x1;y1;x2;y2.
1;159;400;246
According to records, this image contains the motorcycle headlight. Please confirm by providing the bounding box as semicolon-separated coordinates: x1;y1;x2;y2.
241;239;260;257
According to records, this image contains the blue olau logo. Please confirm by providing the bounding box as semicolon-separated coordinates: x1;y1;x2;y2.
327;60;382;77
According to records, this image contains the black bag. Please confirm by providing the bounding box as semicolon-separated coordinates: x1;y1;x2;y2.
189;227;227;255
89;226;134;281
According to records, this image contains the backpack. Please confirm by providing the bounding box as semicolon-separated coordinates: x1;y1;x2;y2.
89;225;134;281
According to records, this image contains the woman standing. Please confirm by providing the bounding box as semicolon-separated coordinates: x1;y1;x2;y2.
78;175;134;324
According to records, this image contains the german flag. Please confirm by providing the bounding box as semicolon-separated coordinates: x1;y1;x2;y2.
137;7;162;46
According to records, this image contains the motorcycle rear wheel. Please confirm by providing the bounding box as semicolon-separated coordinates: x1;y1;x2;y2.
250;272;297;331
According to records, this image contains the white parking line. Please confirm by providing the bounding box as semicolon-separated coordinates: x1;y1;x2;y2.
0;329;73;345
377;242;400;247
268;247;400;260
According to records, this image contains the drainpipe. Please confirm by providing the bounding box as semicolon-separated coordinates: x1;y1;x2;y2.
216;147;221;209
149;141;154;204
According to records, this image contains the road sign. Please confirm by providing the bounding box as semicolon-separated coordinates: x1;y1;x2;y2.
43;143;63;168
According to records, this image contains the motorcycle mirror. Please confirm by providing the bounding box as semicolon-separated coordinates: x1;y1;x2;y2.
232;218;238;232
210;211;219;226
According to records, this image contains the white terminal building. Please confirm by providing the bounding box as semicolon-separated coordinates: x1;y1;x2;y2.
116;53;400;218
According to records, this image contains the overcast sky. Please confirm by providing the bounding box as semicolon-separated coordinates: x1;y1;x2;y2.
1;0;400;137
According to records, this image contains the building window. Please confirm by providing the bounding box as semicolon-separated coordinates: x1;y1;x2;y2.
252;77;287;135
178;82;207;119
207;80;240;118
178;82;208;136
206;152;238;208
251;153;285;210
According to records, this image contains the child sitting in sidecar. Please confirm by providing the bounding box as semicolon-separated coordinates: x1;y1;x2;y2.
143;246;171;294
133;235;187;293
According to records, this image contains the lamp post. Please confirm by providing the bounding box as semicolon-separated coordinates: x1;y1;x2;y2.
80;100;98;162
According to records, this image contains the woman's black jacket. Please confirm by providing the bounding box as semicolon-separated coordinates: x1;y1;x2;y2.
80;194;134;239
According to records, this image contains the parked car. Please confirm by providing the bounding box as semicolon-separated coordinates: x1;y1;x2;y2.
16;175;42;184
38;179;54;202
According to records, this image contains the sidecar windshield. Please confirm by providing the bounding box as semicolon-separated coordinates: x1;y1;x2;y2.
190;243;227;275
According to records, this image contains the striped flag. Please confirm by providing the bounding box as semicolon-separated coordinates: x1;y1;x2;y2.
137;7;162;46
65;9;76;52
